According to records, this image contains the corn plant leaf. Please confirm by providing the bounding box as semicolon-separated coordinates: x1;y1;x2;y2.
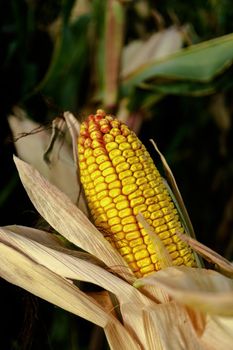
136;266;233;316
14;156;134;282
122;32;233;95
121;26;184;79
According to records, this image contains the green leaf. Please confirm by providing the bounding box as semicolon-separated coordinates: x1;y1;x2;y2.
122;32;233;96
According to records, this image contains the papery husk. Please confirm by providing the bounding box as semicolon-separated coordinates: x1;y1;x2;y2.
8;107;80;204
136;266;233;316
0;240;140;350
0;226;150;307
14;156;134;282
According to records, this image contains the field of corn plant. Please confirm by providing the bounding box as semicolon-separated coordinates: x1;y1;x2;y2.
1;1;233;349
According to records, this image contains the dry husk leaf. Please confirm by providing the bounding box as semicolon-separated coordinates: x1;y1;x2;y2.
136;266;233;316
0;241;140;350
8;107;79;204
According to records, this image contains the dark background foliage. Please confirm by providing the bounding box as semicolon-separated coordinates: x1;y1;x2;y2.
1;0;233;349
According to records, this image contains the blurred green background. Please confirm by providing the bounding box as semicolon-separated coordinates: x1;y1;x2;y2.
1;0;233;349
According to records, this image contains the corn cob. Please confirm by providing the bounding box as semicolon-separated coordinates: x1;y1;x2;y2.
78;110;196;277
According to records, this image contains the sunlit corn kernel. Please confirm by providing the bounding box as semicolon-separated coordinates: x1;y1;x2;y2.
84;148;93;158
88;163;98;173
96;154;109;165
170;226;184;235
123;223;138;233
170;251;179;259
112;156;126;167
179;248;191;257
151;254;158;264
130;197;145;208
131;163;143;172
119;208;132;218
106;142;118;152
122;183;138;195
109;149;121;160
148;204;160;213
127;156;139;165
166;244;177;253
122;149;135;158
106;208;118;219
125;231;141;241
124;253;135;263
114;240;127;249
79;162;87;170
119;142;131;151
129;238;144;248
110;127;121;137
159;230;171;240
105;203;116;212
78;144;84;154
127;134;136;143
95;213;108;224
132;141;141;150
121;216;136;225
97;190;108;200
162;237;173;246
105;173;118;184
116;162;130;173
122;176;136;186
128;189;142;200
93;176;105;185
113;232;125;241
136;256;151;268
116;200;129;211
115;135;126;143
100;197;112;208
146;173;157;182
173;257;184;266
136;178;147;186
145;197;156;206
113;194;127;204
119;246;132;256
150;209;163;220
154;224;168;234
167;219;180;229
95;182;108;192
119;169;132;180
108;180;121;189
103;133;114;143
147;243;156;254
109;188;121;198
111;224;123;233
102;167;115;177
108;217;121;226
84;138;92;148
91;139;103;149
86;156;96;165
140;264;155;276
143;188;155;198
133;204;147;215
152;218;166;228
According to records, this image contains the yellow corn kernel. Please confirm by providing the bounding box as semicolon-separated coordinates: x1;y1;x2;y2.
78;111;197;278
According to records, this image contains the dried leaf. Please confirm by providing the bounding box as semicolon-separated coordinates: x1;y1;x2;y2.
0;240;140;350
0;226;148;306
8;108;79;203
137;266;233;316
